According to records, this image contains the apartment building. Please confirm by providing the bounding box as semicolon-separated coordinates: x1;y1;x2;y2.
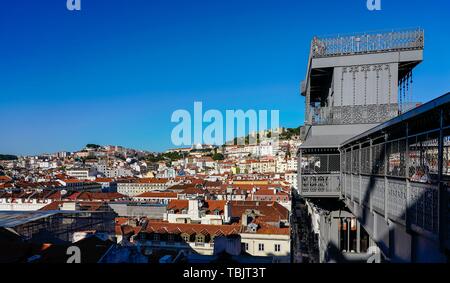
165;199;231;225
117;178;176;196
66;167;97;180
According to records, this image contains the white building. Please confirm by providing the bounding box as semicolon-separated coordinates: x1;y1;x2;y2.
67;167;97;179
165;199;231;225
117;178;176;196
0;198;53;211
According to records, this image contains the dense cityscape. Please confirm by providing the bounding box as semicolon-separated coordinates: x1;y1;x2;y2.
0;128;307;263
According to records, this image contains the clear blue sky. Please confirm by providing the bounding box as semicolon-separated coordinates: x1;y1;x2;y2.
1;0;449;155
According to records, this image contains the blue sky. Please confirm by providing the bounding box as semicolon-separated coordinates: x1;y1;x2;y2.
0;0;449;155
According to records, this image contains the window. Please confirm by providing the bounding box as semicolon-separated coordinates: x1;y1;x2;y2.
274;244;281;252
258;243;264;251
244;243;249;251
168;234;174;242
195;234;205;243
181;233;190;242
153;233;160;241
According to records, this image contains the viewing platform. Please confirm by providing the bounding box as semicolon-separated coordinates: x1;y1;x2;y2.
310;28;424;59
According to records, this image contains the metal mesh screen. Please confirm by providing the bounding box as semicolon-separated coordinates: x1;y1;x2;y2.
408;132;439;183
360;146;371;174
387;138;407;177
352;148;360;174
444;133;450;177
328;154;341;173
345;151;351;173
301;154;340;174
371;143;385;175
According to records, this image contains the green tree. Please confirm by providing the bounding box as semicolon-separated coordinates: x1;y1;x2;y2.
212;153;225;161
86;144;101;149
0;154;18;161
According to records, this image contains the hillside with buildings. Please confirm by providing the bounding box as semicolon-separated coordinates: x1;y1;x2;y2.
0;131;302;263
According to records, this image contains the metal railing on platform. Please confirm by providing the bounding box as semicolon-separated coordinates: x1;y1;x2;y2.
311;28;424;58
300;174;341;197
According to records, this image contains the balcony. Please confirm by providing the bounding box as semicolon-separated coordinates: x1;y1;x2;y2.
339;92;450;246
300;174;341;198
311;28;424;59
309;104;399;126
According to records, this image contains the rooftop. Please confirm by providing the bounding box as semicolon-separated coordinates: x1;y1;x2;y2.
0;211;58;228
311;28;424;58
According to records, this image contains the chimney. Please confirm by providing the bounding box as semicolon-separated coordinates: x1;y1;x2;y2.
224;201;231;223
241;212;248;226
188;199;200;217
61;202;79;211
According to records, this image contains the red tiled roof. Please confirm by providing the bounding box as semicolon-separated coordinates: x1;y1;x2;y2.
179;186;205;195
167;200;227;214
135;192;178;198
252;222;290;235
94;178;114;183
135;178;169;184
253;188;289;196
74;192;126;201
143;221;241;236
47;191;63;200
38;201;62;211
203;200;227;213
230;201;289;223
167;200;188;211
0;176;12;182
67;192;82;200
0;183;13;189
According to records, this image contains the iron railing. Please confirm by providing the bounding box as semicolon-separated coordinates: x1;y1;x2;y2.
339;93;450;244
311;28;424;58
309;104;399;125
301;174;341;196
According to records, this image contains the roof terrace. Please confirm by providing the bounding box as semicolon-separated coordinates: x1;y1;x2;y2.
311;28;424;58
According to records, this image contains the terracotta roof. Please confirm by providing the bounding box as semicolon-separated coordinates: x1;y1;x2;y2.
203;181;223;187
167;200;189;212
94;178;114;183
167;200;227;214
179;186;205;195
74;192;126;201
253;188;289;196
135;192;178;198
0;176;12;182
203;200;227;214
0;184;13;189
38;201;61;211
230;201;289;223
67;192;82;200
142;221;241;236
252;221;290;235
135;178;169;184
166;184;197;191
46;191;63;200
60;179;84;183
